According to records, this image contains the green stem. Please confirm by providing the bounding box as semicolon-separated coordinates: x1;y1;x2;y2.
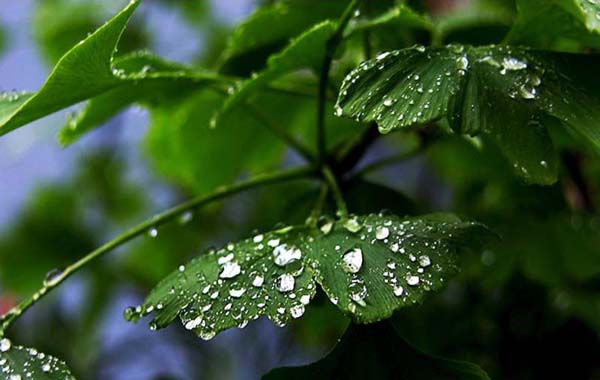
306;184;329;227
0;166;314;333
317;0;359;166
322;166;348;218
248;104;315;163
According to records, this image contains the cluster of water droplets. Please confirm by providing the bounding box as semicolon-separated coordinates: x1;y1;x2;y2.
0;339;75;380
317;213;460;316
0;90;28;104
127;227;315;340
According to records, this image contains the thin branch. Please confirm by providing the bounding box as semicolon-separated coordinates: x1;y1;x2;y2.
247;104;315;163
306;183;329;227
317;0;359;166
322;166;348;218
0;166;314;333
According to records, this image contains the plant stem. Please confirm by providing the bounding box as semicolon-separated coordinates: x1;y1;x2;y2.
306;184;329;227
0;166;314;333
322;166;348;218
317;0;359;167
248;104;315;163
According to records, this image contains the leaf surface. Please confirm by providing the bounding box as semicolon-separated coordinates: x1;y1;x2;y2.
0;341;77;380
126;213;490;337
336;44;600;184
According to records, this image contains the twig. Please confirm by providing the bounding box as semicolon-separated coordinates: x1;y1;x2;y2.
0;166;314;333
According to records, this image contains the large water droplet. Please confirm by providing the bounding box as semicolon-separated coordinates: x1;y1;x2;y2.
343;217;362;233
342;248;363;273
273;244;302;266
290;304;305;319
277;274;295;292
375;226;389;240
43;268;64;287
0;338;11;352
219;261;241;279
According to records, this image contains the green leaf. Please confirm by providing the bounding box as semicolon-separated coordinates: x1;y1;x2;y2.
126;212;489;338
262;322;491;380
219;0;348;74
58;51;225;145
336;44;600;184
346;4;433;36
125;225;318;340
506;0;600;49
211;21;336;129
0;340;77;380
145;88;286;194
0;0;139;137
306;213;490;323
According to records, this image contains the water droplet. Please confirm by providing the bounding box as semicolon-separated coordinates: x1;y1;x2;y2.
253;234;264;243
43;268;64;287
406;274;420;286
42;363;51;372
229;288;246;298
220;261;241;279
320;221;333;234
502;57;527;71
300;295;311;305
376;52;391;60
290;304;305;319
273;244;302;266
342;248;363;273
349;278;367;306
148;227;158;238
200;330;216;341
393;285;404;297
375;226;389;240
276;274;295;292
0;338;11;352
10;375;21;380
178;265;186;272
418;255;431;267
343;217;362;233
252;275;264;287
179;211;193;224
383;98;394;107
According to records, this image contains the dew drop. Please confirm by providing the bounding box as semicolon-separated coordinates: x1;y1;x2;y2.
290;304;305;319
375;226;389;240
343;217;362;233
342;248;363;273
148;227;158;238
273;244;302;266
43;268;64;287
252;275;264;287
418;255;431;267
277;274;295;292
406;274;420;286
220;261;241;279
393;285;404;297
0;338;11;352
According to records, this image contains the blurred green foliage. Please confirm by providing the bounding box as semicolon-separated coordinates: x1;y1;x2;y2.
1;0;600;379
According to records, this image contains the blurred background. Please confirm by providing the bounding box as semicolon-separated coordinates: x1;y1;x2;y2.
0;0;599;379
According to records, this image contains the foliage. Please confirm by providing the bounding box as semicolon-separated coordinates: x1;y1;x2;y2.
0;0;599;379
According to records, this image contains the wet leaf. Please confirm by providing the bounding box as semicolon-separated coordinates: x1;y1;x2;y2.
58;51;224;145
126;212;490;338
125;226;318;340
336;44;600;184
0;339;77;380
507;0;600;48
346;4;433;36
262;322;490;380
219;0;348;74
305;213;491;323
0;0;220;139
212;21;335;129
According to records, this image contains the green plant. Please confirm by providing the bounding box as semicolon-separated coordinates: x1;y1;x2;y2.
1;0;600;378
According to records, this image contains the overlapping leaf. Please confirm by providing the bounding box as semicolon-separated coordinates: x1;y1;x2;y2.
219;0;348;73
0;0;221;140
0;340;77;380
211;21;336;129
336;44;600;184
126;212;490;338
262;323;490;380
507;0;600;48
